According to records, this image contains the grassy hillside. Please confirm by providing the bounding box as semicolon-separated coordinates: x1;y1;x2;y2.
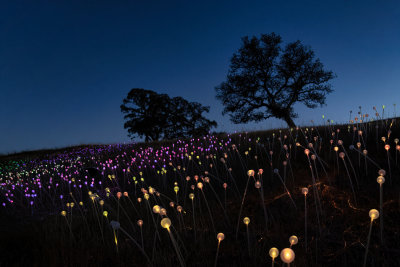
1;118;399;266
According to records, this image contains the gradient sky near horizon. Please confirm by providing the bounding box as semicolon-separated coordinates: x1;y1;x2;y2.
1;0;400;154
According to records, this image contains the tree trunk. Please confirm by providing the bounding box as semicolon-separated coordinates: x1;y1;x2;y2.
283;115;296;128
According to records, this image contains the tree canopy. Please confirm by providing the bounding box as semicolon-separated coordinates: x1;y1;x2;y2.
121;88;217;142
215;32;335;128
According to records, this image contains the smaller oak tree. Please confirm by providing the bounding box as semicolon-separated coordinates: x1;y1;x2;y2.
121;88;217;142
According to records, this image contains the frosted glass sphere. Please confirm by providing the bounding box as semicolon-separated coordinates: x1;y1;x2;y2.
369;209;379;220
161;218;171;229
280;248;295;263
269;248;279;259
269;247;279;259
289;235;298;245
153;205;161;214
243;217;250;225
377;176;385;185
217;232;225;241
302;187;308;195
189;193;195;200
378;169;386;176
160;208;167;216
110;220;120;230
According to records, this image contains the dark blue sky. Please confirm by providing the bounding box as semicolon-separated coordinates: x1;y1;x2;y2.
1;0;399;154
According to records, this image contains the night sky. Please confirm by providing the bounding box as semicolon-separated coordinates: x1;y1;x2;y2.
1;0;399;154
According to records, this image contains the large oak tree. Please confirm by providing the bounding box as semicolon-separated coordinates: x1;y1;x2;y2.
215;33;335;128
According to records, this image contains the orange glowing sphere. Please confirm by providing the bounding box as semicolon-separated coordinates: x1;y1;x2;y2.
280;248;295;263
369;209;379;220
302;187;308;195
269;247;279;259
289;235;298;245
152;205;161;214
160;218;171;229
377;176;385;185
217;233;225;241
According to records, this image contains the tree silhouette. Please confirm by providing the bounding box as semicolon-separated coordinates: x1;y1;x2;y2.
215;33;335;128
163;97;217;140
121;88;217;142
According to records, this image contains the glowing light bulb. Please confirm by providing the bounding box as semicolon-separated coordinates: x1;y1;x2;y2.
160;208;167;216
339;152;345;159
189;193;194;200
302;187;308;195
117;192;122;199
377;176;385;185
255;180;261;189
103;211;108;217
280;248;295;264
197;182;203;189
137;219;143;226
161;218;171;229
378;169;386;176
334;146;339;152
243;217;250;225
289;235;298;245
369;209;379;220
217;233;225;241
269;247;279;259
247;170;255;177
385;144;390;151
61;210;66;216
304;149;310;155
153;205;161;214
